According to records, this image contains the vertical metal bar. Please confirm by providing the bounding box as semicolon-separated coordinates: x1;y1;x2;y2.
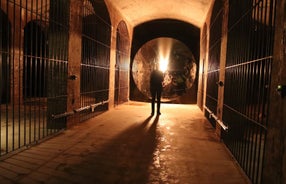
254;61;259;123
257;0;263;59
247;123;253;177
10;0;15;152
0;0;4;155
0;0;2;155
42;0;46;138
255;0;260;60
233;68;238;156
35;0;39;139
29;0;33;144
256;127;265;183
24;0;27;146
261;0;266;57
5;0;9;154
38;0;42;140
38;0;42;139
239;66;244;163
257;61;263;123
250;63;256;120
249;65;256;177
249;125;255;182
1;0;3;155
18;0;22;149
254;126;260;183
47;58;52;135
33;0;37;142
2;0;5;154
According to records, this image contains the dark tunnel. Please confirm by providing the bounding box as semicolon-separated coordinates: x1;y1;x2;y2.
130;19;200;104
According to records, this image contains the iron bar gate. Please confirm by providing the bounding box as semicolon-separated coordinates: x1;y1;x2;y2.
115;21;129;106
80;0;111;122
222;0;276;183
0;0;70;156
205;0;223;128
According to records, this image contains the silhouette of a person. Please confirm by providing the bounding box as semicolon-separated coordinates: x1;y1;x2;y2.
150;66;164;116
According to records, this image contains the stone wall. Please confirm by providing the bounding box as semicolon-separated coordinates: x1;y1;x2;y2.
282;1;286;182
263;0;286;183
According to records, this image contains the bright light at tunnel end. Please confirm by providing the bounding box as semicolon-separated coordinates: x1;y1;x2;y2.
157;37;171;73
159;57;169;73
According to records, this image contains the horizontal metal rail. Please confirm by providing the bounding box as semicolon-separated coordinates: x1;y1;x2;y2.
75;100;109;113
52;100;109;119
204;105;228;131
51;111;74;119
223;104;267;130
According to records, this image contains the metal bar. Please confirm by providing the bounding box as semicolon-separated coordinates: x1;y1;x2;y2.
42;0;47;138
204;106;228;130
75;100;110;113
0;0;2;155
52;111;74;120
223;0;276;183
11;0;15;152
18;0;22;149
224;58;272;103
38;0;42;140
23;0;27;146
33;0;37;143
5;0;9;154
29;0;33;144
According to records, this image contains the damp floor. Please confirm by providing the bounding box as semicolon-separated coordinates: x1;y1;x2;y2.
0;101;250;184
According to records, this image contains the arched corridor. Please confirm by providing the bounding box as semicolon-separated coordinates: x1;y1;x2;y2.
0;102;250;183
0;0;285;183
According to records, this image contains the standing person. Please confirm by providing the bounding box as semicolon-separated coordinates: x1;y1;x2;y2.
150;65;164;116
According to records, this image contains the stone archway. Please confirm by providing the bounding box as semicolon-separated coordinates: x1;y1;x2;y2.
114;21;130;106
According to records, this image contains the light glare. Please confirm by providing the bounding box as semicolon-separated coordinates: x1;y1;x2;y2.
157;38;172;72
159;57;168;72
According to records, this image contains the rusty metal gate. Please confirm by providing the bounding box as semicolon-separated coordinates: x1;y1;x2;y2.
0;0;70;156
80;0;111;122
202;0;277;183
222;0;276;183
205;0;223;128
114;21;129;106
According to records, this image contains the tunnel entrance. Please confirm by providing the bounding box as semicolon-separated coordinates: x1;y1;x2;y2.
132;37;197;103
130;19;200;104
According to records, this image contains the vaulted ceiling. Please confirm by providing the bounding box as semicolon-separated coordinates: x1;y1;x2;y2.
106;0;214;27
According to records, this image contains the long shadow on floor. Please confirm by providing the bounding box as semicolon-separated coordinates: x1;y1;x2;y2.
67;115;161;183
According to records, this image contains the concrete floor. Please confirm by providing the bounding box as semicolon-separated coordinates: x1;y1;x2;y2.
0;101;250;184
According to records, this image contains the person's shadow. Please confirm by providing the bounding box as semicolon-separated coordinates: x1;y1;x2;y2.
66;115;161;183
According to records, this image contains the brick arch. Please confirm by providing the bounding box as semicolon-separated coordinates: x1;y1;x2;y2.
80;0;112;112
114;21;130;106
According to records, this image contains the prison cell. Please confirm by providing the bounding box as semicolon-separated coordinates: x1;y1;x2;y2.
80;0;111;121
0;0;70;156
221;0;276;183
205;0;223;128
114;21;129;106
